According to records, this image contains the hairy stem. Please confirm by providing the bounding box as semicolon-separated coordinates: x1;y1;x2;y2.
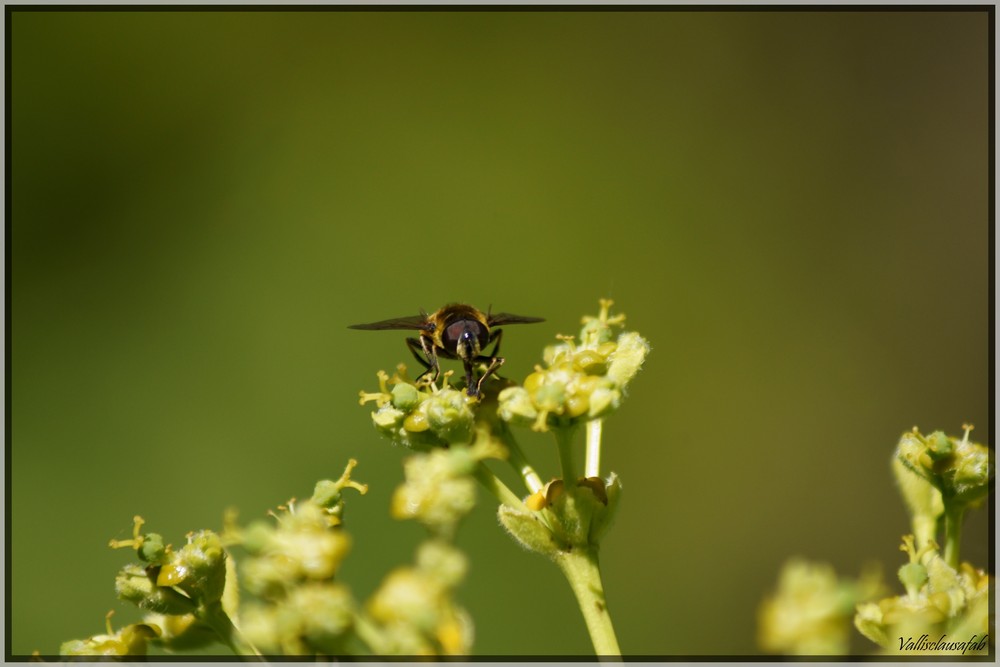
473;462;527;511
501;428;544;493
554;426;577;483
199;602;260;658
943;504;965;570
554;547;621;656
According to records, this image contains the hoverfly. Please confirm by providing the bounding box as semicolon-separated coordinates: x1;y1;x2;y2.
349;303;544;397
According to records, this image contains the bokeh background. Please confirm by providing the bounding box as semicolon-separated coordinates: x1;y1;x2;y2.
10;9;991;657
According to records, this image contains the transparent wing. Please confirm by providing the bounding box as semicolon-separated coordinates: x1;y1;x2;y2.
487;313;545;326
348;315;429;331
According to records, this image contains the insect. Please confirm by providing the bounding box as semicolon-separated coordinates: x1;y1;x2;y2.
349;303;544;397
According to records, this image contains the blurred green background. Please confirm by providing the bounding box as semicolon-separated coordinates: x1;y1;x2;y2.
10;9;990;657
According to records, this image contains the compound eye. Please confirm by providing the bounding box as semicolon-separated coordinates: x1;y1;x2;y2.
444;320;473;346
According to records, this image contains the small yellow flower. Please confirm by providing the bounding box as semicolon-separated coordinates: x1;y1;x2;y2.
498;300;649;433
60;611;161;657
759;559;882;655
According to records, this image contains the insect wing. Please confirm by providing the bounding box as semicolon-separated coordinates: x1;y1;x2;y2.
348;315;430;331
487;312;545;326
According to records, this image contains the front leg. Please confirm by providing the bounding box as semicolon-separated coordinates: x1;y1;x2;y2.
406;336;440;383
463;359;479;397
474;356;505;397
471;328;506;396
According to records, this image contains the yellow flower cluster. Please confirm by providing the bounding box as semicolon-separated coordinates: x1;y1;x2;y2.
854;537;990;655
366;540;473;655
497;300;649;432
60;612;160;657
361;368;476;448
758;558;883;655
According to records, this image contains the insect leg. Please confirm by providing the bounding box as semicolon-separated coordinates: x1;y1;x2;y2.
463;359;479;397
419;335;441;382
473;329;506;396
406;337;435;382
473;328;504;363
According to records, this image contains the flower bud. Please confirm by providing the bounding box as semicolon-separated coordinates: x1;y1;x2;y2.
391;449;477;537
425;389;474;443
163;530;227;604
115;563;197;615
60;621;160;657
497;386;538;426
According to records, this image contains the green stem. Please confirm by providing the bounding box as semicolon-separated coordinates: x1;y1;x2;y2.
554;426;577;482
943;504;965;569
199;602;260;658
353;613;389;655
554;547;621;656
584;418;603;478
500;428;544;493
473;462;527;511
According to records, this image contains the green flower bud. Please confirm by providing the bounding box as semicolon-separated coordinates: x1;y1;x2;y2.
137;533;167;565
115;563;197;615
166;530;227;604
392;382;423;411
925;431;953;460
310;459;369;526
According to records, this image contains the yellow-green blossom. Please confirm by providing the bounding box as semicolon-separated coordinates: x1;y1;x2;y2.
391;440;502;538
60;612;161;657
498;300;649;432
362;368;476;448
241;500;352;599
759;559;883;655
366;543;473;656
855;537;991;655
895;425;992;512
240;582;355;655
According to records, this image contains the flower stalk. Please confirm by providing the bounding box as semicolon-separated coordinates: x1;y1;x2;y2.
555;547;620;656
359;299;646;656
